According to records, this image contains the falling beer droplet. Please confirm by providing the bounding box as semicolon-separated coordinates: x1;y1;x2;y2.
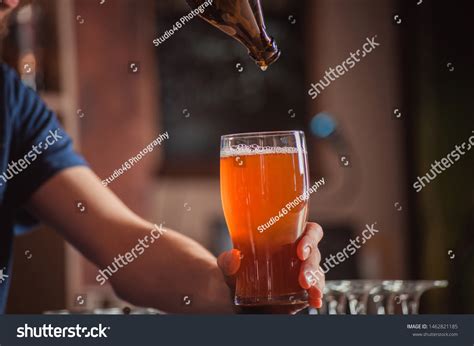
260;65;268;72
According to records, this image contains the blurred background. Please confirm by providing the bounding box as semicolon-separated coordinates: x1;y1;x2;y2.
0;0;472;314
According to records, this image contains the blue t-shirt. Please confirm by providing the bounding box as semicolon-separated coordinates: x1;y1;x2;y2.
0;63;87;313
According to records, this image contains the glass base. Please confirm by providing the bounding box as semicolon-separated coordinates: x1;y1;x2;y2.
235;291;308;306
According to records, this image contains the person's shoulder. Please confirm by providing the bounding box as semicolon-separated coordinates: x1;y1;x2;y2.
0;62;41;127
0;63;18;120
0;62;19;82
0;62;35;113
0;62;23;99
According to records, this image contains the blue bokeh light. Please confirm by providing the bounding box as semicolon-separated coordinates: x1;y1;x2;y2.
310;112;337;138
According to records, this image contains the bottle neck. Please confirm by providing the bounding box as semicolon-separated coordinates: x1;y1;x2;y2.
246;0;280;69
247;36;281;70
186;0;281;69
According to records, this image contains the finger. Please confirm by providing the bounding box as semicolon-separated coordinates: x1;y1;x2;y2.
299;249;322;289
307;286;322;300
308;266;325;293
297;223;323;261
217;249;241;288
307;275;325;309
316;267;325;292
309;297;323;309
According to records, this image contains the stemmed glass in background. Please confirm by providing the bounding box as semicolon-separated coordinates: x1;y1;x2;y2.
381;280;448;315
345;280;382;315
316;280;448;315
324;280;351;314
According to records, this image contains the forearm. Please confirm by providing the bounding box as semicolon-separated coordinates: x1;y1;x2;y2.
27;167;234;313
107;225;234;313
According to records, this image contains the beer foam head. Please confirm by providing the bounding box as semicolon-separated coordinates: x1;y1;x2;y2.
220;144;303;157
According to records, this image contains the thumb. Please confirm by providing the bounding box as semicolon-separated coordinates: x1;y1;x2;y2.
217;249;241;289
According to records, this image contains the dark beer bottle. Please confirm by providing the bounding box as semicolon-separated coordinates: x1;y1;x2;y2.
186;0;281;70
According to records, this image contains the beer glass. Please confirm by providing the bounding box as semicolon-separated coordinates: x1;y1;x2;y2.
220;131;309;306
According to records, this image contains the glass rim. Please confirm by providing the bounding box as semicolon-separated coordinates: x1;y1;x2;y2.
221;130;304;140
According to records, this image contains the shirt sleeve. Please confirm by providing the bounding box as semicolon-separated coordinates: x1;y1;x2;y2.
2;66;88;234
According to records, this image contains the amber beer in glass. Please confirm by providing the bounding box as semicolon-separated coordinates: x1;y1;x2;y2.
220;131;309;306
